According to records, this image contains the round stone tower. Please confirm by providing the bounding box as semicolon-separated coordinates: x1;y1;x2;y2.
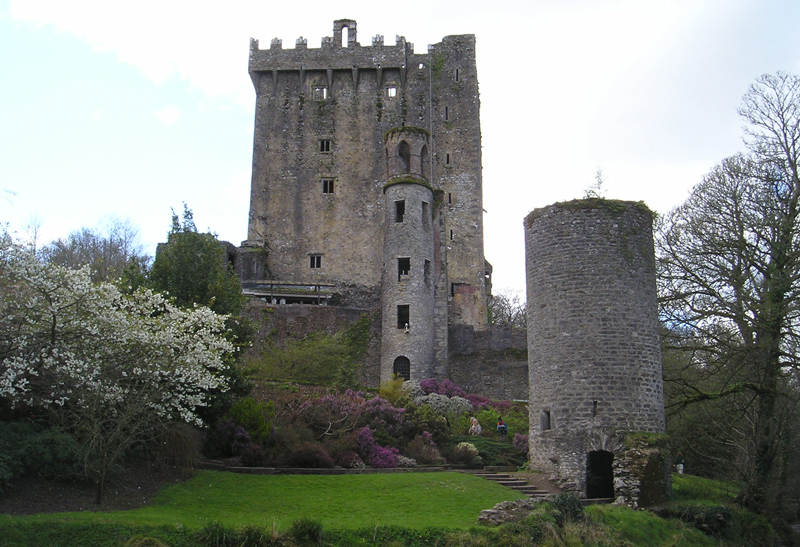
524;199;666;503
380;127;435;382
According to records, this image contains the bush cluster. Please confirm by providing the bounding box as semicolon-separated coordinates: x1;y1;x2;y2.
204;378;529;470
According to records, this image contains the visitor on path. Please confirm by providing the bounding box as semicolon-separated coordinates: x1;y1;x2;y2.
674;452;686;474
469;416;482;436
496;417;508;440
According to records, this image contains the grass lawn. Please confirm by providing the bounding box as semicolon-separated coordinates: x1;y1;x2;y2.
4;470;523;531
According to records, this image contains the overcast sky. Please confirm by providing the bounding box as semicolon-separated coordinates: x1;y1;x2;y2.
2;0;800;294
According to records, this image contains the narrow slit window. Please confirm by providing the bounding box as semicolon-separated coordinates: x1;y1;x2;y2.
540;410;551;431
454;68;459;81
445;153;450;165
592;401;598;417
309;255;322;269
424;259;431;284
422;201;429;227
322;178;335;194
313;86;328;100
398;257;410;280
448;193;452;204
397;304;410;329
450;229;454;241
444;106;449;120
387;86;397;98
395;200;405;222
320;139;332;153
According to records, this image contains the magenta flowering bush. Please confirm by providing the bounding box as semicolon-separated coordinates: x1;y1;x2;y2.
370;445;401;468
356;426;376;460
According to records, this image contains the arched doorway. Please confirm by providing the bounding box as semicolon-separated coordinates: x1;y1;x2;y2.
393;356;410;381
586;450;614;499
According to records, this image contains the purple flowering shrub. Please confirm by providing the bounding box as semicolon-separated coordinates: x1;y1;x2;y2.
335;450;365;469
419;378;466;398
370;445;401;468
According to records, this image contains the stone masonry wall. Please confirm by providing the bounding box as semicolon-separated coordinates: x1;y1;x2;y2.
524;199;666;502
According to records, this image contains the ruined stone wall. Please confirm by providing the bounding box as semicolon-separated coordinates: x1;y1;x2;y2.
242;299;382;388
448;325;528;400
524;199;666;502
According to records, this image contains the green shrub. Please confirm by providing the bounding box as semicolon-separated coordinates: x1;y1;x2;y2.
448;436;526;468
550;492;584;525
379;375;407;405
288;517;324;546
229;398;274;445
239;523;271;547
199;520;238;547
451;442;483;467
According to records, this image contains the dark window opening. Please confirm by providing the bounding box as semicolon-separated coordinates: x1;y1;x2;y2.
592;401;598;417
313;86;328;100
398;141;411;173
450;229;454;241
322;178;335;194
320;139;332;153
422;201;429;227
397;304;410;329
448;192;452;204
540;410;551;431
424;259;431;285
586;451;615;499
444;106;449;120
309;255;322;269
393;356;411;381
398;257;410;280
395;200;405;222
445;153;450;165
455;68;459;81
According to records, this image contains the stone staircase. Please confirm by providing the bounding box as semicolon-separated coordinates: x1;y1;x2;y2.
465;466;553;501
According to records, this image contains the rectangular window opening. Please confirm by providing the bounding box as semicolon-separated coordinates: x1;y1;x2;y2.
422;201;429;226
395;200;406;222
444;106;449;121
592;401;598;417
398;257;410;281
319;139;332;153
387;86;397;98
313;86;328;100
397;304;410;329
455;68;459;81
450;229;454;241
448;192;452;204
322;178;335;194
445;153;450;165
540;410;551;431
424;259;431;285
309;255;322;269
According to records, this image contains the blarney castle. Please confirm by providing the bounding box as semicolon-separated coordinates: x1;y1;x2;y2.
233;20;669;505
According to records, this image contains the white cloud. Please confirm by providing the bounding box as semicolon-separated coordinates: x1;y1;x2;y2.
155;106;181;126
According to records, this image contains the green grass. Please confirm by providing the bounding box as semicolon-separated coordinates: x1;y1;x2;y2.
671;473;740;504
2;471;523;531
589;505;719;547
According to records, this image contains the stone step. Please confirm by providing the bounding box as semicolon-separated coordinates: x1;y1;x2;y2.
512;486;547;494
494;480;529;487
476;473;512;480
484;466;517;473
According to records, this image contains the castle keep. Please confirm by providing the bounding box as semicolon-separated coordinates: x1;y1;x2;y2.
238;20;491;382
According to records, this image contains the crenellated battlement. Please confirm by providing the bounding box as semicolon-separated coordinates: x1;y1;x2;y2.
249;19;416;74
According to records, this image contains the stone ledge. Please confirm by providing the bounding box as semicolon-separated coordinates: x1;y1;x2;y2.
200;461;452;475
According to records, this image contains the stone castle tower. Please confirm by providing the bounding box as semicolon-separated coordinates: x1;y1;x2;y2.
238;19;491;382
524;200;668;504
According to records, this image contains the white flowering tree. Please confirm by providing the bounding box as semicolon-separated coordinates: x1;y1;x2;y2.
0;232;234;502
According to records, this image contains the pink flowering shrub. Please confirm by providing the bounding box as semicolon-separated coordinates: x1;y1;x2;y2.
370;445;400;468
356;427;376;461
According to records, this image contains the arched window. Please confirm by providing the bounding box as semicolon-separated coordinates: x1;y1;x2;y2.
393;356;411;381
421;144;430;180
398;141;411;173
